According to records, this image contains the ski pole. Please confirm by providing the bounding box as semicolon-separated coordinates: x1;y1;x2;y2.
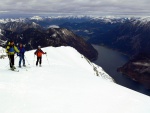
25;56;30;65
33;55;35;66
5;55;11;68
45;53;50;66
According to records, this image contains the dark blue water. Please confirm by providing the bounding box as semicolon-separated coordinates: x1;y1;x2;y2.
93;45;150;96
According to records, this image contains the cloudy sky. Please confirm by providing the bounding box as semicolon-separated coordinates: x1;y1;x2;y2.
0;0;150;17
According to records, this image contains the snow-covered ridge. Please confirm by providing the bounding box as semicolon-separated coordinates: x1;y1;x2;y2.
1;15;150;24
48;25;60;28
92;16;150;25
0;18;25;23
30;16;43;20
135;16;150;24
0;46;150;113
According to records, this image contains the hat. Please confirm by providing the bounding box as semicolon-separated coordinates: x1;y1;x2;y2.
38;46;41;48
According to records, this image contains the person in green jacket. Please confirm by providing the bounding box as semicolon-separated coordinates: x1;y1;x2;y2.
6;40;20;70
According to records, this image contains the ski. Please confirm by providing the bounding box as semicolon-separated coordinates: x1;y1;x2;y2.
20;65;31;68
24;66;31;68
10;69;19;72
18;65;32;71
22;67;28;71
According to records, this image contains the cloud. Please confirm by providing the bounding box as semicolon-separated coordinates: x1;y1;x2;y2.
0;0;150;16
0;11;9;13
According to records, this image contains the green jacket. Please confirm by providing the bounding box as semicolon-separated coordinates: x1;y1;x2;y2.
6;43;19;55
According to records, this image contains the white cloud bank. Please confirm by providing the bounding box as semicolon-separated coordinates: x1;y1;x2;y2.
0;0;150;16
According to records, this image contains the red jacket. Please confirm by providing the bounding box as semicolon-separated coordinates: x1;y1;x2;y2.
34;49;45;57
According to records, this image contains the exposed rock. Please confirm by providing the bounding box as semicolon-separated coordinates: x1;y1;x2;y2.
118;54;150;88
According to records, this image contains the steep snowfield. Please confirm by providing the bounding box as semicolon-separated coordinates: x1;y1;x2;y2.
0;46;150;113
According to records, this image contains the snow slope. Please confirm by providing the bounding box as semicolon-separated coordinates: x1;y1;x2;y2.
0;46;150;113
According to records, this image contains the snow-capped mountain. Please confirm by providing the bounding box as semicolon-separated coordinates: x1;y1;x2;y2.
0;27;98;61
48;25;60;28
57;16;150;88
1;15;150;33
1;15;150;25
30;16;43;20
59;16;150;55
0;46;150;113
0;21;42;32
0;29;7;46
0;18;26;24
0;15;92;26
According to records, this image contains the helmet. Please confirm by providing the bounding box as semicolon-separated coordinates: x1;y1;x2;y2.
38;46;41;48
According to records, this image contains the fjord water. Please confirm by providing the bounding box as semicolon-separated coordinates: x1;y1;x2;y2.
93;45;150;96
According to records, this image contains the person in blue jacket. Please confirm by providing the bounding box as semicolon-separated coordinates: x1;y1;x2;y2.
17;43;26;67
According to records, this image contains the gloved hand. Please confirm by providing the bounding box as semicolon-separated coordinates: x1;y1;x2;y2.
17;53;20;56
45;52;47;54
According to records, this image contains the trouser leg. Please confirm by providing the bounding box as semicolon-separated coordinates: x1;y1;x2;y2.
36;57;40;66
39;57;42;65
22;55;25;65
19;56;22;67
8;55;14;68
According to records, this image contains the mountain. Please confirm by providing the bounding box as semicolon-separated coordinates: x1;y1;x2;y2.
0;16;98;61
0;29;7;45
1;16;150;86
0;26;98;61
60;16;150;56
118;53;150;88
0;15;92;28
0;46;150;113
0;21;42;32
59;16;150;87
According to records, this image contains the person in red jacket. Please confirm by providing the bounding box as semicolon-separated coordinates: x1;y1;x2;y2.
34;46;46;66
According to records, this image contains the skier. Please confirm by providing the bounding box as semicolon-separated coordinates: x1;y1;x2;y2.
17;43;26;68
5;40;20;70
34;46;46;67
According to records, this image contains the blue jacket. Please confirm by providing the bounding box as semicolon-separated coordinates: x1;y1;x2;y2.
18;47;25;56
